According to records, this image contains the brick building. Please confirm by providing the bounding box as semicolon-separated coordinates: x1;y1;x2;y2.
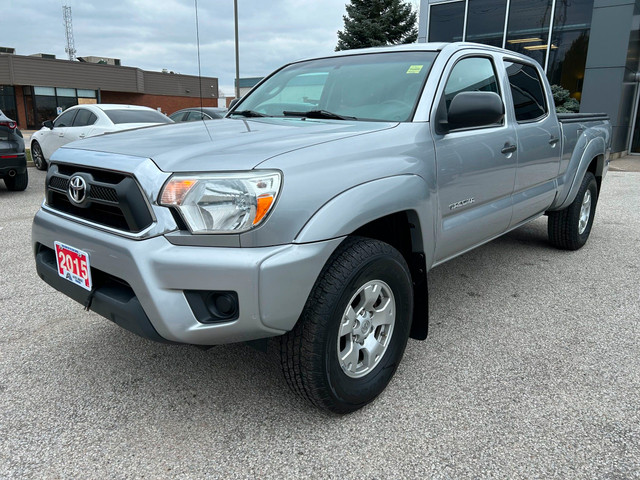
0;51;219;130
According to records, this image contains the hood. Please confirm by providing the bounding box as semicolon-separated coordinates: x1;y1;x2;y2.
61;117;397;172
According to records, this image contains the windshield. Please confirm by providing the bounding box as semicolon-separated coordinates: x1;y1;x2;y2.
234;51;438;122
104;109;172;124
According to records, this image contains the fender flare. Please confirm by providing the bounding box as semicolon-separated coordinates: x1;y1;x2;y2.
294;174;432;256
552;136;605;211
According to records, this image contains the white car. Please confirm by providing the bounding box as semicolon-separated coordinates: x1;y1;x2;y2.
30;104;172;170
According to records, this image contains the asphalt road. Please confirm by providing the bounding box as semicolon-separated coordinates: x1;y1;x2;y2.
1;167;639;479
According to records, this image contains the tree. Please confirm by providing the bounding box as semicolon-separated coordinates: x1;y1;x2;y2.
551;84;580;113
336;0;418;51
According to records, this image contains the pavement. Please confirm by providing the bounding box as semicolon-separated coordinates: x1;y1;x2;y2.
0;168;639;479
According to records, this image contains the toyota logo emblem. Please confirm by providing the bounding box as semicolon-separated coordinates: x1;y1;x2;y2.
68;175;88;204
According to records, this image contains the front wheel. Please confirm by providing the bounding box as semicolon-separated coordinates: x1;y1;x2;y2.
279;237;413;413
31;141;47;171
548;172;598;250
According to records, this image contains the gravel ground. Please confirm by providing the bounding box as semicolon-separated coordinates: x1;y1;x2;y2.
1;168;638;479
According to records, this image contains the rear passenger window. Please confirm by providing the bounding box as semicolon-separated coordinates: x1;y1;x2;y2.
72;109;97;127
504;61;547;122
444;57;500;113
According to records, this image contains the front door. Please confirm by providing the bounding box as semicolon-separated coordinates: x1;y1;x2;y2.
432;54;518;264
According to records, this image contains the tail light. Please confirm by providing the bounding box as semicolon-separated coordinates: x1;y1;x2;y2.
0;121;17;129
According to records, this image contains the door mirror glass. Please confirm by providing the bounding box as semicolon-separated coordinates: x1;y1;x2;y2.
447;91;504;131
42;120;54;129
229;98;240;109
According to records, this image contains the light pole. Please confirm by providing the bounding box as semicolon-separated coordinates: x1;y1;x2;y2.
234;0;240;99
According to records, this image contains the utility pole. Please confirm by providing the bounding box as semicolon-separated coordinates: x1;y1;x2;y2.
234;0;240;99
63;5;77;61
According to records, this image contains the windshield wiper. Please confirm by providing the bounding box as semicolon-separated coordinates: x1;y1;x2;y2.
231;110;269;118
282;110;357;120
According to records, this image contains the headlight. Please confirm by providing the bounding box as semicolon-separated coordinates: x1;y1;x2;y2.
159;171;281;234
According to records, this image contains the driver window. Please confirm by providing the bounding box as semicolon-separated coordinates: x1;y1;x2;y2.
53;109;77;127
444;57;500;113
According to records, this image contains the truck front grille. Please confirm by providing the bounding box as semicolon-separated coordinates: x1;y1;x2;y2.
45;164;154;233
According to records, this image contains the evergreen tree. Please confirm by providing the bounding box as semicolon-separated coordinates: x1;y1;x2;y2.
336;0;418;51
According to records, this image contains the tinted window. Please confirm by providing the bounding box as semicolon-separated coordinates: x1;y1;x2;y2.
53;109;77;127
466;0;507;47
505;0;553;68
444;57;500;112
186;111;207;121
505;61;547;121
546;0;594;99
72;109;97;127
429;2;465;42
169;112;188;122
104;109;171;124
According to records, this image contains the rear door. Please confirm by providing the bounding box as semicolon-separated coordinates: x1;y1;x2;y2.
431;53;518;263
503;60;561;225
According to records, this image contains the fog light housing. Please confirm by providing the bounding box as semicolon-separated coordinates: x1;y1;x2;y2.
184;290;239;323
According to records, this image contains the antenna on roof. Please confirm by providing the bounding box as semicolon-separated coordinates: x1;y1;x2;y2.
62;4;77;61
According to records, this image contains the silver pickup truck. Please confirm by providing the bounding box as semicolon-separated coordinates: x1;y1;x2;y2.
32;43;611;413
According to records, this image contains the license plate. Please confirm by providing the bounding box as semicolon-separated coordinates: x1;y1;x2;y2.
54;241;92;291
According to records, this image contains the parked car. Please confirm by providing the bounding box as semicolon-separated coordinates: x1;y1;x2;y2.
30;104;172;170
169;107;227;122
33;43;611;413
0;109;27;191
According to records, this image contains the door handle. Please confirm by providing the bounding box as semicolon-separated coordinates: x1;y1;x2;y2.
501;143;517;154
549;136;560;145
79;134;86;139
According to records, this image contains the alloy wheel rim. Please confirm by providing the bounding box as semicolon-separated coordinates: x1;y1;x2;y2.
32;144;43;167
337;280;396;379
578;190;592;235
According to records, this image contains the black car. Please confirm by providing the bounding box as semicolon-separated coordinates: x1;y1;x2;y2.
169;107;227;122
0;110;27;191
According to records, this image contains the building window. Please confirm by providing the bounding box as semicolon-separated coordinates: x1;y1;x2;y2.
0;86;17;122
429;1;465;42
29;87;98;126
466;0;507;47
546;0;594;100
505;0;554;68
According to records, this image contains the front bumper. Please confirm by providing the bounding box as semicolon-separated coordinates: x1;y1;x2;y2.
33;208;343;345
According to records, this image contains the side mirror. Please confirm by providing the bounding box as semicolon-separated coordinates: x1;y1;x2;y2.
43;120;54;130
444;91;504;132
228;98;240;109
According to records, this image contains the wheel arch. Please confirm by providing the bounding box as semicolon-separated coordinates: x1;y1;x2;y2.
294;175;433;341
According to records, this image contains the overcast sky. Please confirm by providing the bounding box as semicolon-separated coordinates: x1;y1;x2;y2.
2;0;366;96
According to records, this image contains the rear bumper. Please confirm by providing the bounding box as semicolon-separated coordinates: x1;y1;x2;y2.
0;153;27;176
32;207;343;345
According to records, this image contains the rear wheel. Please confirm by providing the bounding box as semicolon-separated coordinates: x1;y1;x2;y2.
4;170;28;191
279;237;413;413
31;141;47;171
548;172;598;250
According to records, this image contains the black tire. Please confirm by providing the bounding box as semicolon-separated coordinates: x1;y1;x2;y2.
31;141;47;171
548;172;598;250
279;236;413;413
4;170;28;191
